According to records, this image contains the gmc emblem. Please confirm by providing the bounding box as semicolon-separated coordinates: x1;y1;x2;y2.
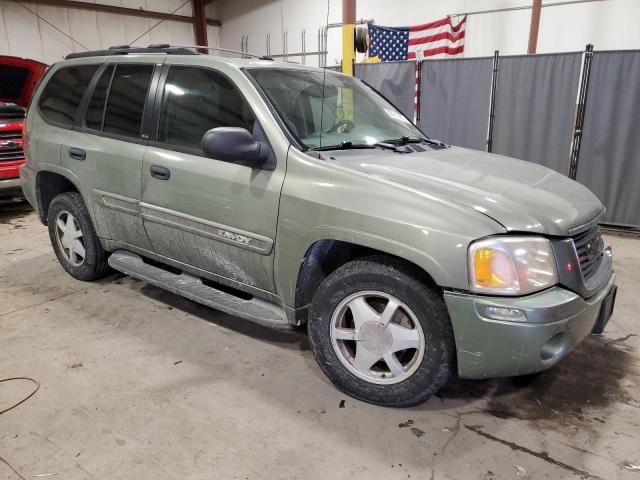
585;233;604;262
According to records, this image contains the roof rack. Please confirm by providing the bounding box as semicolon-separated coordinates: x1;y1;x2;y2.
171;45;273;60
65;44;273;61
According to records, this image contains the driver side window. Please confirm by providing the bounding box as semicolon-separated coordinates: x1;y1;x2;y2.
158;66;255;152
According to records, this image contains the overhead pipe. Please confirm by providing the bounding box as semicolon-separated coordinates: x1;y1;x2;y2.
447;0;607;17
319;18;372;68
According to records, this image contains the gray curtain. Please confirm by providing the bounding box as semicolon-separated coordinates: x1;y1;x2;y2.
418;57;493;150
492;52;582;173
355;61;416;119
576;50;640;227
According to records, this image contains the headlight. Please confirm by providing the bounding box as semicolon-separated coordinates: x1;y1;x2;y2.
468;236;558;295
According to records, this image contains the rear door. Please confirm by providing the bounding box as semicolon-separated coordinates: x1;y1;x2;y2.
61;56;162;250
140;60;287;293
29;63;99;182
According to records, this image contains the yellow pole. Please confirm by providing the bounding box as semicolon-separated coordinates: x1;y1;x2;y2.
342;27;355;75
341;0;355;76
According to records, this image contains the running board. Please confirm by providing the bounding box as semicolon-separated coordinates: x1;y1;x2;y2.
108;250;291;329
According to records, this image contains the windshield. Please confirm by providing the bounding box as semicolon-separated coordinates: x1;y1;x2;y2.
247;68;426;150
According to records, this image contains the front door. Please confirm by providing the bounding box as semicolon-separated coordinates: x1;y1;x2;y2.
141;63;286;293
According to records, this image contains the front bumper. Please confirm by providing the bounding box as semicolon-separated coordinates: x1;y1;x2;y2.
444;273;616;379
0;177;23;198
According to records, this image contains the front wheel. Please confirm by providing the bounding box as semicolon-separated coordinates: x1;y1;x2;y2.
308;257;455;407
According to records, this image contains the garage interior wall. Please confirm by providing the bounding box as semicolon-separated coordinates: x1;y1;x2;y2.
355;61;416;120
0;1;221;64
576;50;640;227
491;52;582;173
418;57;493;151
215;0;640;67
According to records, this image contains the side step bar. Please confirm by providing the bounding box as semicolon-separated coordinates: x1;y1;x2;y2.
108;250;291;329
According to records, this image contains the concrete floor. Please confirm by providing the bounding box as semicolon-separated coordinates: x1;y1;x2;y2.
1;201;639;480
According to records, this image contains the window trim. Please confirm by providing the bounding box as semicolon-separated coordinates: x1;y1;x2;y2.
76;62;111;129
36;63;101;131
74;62;162;146
148;64;271;164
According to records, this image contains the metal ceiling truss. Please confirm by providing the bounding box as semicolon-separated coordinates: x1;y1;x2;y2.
15;0;221;27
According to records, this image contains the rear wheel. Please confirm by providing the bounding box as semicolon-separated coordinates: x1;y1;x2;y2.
47;192;111;281
308;257;455;407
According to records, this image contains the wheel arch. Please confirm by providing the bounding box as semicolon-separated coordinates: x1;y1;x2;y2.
35;169;82;225
287;233;446;325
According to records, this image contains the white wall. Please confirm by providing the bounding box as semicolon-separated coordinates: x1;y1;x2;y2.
0;0;221;65
216;0;640;66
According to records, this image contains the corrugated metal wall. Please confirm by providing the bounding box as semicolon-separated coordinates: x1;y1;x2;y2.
0;1;220;65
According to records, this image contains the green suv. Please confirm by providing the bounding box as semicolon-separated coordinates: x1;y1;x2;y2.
20;46;617;407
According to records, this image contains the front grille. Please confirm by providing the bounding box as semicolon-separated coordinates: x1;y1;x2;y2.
0;147;24;162
0;131;22;140
572;225;606;283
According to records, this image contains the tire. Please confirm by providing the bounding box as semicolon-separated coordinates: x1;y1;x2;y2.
47;192;111;281
308;256;455;407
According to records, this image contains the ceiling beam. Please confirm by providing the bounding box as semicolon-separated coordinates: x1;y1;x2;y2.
192;0;208;48
527;0;542;54
17;0;221;26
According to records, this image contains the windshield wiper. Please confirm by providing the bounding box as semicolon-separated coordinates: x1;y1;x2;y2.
383;136;448;149
312;139;421;153
313;140;410;153
372;141;411;153
312;141;376;151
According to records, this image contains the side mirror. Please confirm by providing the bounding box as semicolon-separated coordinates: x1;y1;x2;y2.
201;127;269;168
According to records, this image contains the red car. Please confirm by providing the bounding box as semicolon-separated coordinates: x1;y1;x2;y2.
0;56;47;199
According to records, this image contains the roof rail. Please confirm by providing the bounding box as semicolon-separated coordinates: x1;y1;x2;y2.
65;45;198;60
64;44;274;61
171;44;273;60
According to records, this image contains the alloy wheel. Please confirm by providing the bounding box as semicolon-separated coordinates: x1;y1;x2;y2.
329;291;426;385
54;210;86;267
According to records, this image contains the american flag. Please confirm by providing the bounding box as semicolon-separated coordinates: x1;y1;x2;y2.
368;16;467;61
367;16;467;117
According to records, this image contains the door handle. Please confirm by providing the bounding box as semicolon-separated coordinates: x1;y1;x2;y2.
68;147;86;161
150;164;171;180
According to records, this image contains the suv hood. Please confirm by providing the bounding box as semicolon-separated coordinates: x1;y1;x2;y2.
0;56;47;108
328;146;603;236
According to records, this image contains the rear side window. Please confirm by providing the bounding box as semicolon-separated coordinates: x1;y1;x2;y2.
102;64;153;138
158;66;255;151
38;65;98;127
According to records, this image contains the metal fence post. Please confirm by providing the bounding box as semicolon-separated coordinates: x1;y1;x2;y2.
415;60;422;125
487;50;500;152
568;44;594;179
